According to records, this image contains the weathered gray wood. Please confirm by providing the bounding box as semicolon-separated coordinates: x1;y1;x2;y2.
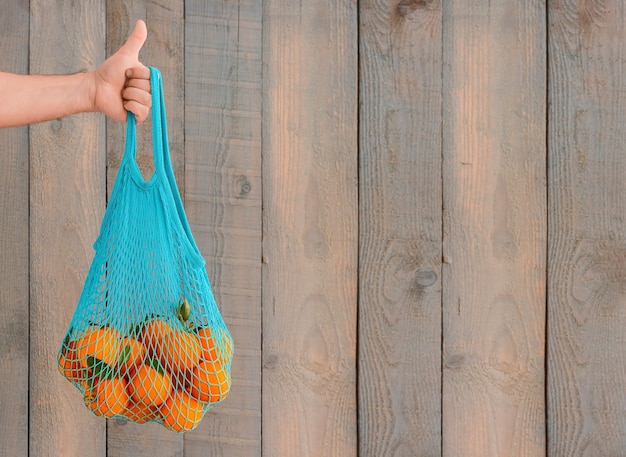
105;2;185;456
29;2;107;456
262;1;358;456
184;1;263;455
358;1;442;456
547;1;626;454
442;1;547;456
0;2;30;457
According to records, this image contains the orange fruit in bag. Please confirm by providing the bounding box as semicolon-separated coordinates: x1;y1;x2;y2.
86;377;129;418
159;329;201;375
58;339;84;383
76;326;123;368
161;390;206;433
117;337;146;376
128;362;172;407
189;359;231;403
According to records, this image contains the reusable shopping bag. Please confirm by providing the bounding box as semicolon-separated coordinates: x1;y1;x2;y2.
57;67;232;433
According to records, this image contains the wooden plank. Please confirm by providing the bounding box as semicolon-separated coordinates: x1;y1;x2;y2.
184;1;263;455
358;1;442;455
104;2;185;456
29;2;107;456
441;2;547;456
262;1;358;456
0;2;29;456
547;2;626;454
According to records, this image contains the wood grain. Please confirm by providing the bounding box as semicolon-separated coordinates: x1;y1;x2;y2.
28;2;107;456
0;2;30;456
105;2;185;456
358;1;442;455
442;1;547;456
183;1;263;455
262;1;358;456
548;1;626;454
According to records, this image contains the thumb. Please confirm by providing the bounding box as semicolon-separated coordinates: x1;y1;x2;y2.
119;19;147;58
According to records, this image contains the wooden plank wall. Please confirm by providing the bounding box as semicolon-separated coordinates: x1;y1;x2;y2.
2;1;626;456
262;1;357;457
547;1;626;455
0;2;29;457
359;1;442;455
442;2;547;456
28;2;107;457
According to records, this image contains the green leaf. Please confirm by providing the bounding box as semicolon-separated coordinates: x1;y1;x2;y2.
147;357;165;376
179;297;191;322
86;356;114;380
118;345;132;365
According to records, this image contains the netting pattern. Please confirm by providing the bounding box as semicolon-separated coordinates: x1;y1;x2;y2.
57;68;232;433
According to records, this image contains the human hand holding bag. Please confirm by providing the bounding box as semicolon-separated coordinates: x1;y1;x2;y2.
57;67;233;433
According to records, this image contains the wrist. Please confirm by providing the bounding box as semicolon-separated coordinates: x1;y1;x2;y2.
80;71;98;114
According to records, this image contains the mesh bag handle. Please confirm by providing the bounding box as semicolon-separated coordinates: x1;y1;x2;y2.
100;67;204;267
58;67;233;433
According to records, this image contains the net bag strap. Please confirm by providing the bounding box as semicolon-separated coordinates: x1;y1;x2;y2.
121;68;165;181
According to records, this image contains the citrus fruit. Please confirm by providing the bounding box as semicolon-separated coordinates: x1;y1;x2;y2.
196;327;218;362
76;326;123;368
85;377;128;418
138;318;172;359
124;398;161;424
128;362;171;407
161;390;206;433
58;339;84;383
117;337;146;377
159;329;201;375
189;359;231;403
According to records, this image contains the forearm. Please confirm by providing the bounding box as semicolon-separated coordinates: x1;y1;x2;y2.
0;71;95;128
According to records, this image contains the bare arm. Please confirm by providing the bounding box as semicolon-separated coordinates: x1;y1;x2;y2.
0;20;151;128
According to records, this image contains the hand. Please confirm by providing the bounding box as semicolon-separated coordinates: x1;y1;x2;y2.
91;20;151;123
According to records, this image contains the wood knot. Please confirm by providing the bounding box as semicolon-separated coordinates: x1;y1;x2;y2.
51;118;63;133
236;175;252;198
415;270;437;288
397;0;431;17
445;353;466;370
264;354;279;369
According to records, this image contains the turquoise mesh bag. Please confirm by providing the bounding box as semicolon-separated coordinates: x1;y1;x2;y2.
58;67;232;433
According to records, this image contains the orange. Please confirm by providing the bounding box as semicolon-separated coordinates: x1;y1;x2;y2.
161;390;206;433
85;377;128;418
58;339;83;383
170;368;194;392
124;398;161;424
128;363;171;407
189;359;231;403
117;337;146;377
76;326;123;368
138;319;172;359
196;327;218;362
159;329;201;375
198;327;233;364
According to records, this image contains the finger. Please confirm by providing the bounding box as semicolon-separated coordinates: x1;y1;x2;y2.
119;20;147;58
124;100;150;123
125;78;151;94
125;65;150;82
122;86;152;108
